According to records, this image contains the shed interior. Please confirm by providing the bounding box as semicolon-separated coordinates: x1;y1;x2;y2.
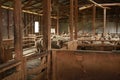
0;0;120;80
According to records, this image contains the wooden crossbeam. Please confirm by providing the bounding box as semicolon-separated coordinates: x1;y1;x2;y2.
1;5;57;19
79;5;93;11
101;3;120;6
89;0;110;9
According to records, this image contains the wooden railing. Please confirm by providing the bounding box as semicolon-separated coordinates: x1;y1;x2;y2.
23;37;36;48
2;37;36;62
61;40;120;50
3;37;36;49
78;40;120;46
0;50;51;80
25;51;51;80
0;60;23;80
77;40;120;51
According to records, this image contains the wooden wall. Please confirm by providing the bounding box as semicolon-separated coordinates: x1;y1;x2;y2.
0;8;43;40
59;7;120;34
52;50;120;80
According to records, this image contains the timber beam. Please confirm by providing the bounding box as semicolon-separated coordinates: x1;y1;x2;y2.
89;0;110;9
101;3;120;6
1;5;57;19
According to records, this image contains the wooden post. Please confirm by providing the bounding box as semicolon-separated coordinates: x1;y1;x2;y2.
41;16;43;35
52;51;56;80
23;13;25;36
47;52;51;80
23;13;26;36
115;8;119;34
13;0;23;61
29;14;32;34
37;15;40;35
56;17;59;35
103;8;106;35
0;1;4;64
32;15;35;34
43;0;51;50
56;0;59;35
116;17;119;34
13;0;25;79
82;14;85;33
7;10;10;39
33;14;35;34
31;14;33;34
74;0;78;40
92;5;96;35
25;13;28;36
39;16;41;35
28;14;30;35
69;0;74;40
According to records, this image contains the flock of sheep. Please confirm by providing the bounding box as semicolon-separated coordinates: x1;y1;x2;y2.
35;33;120;52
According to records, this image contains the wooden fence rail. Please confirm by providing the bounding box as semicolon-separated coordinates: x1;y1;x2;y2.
25;51;51;80
0;51;51;80
0;60;22;80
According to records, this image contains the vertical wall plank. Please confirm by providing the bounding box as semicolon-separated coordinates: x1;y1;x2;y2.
7;10;10;39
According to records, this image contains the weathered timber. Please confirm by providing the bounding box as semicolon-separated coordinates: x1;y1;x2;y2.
56;17;59;35
13;0;23;60
7;10;10;39
43;0;51;50
92;5;96;35
13;0;25;80
69;0;74;40
0;60;21;73
0;1;4;64
24;13;27;36
52;50;120;80
52;50;57;80
74;0;78;40
103;8;106;35
47;52;51;80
